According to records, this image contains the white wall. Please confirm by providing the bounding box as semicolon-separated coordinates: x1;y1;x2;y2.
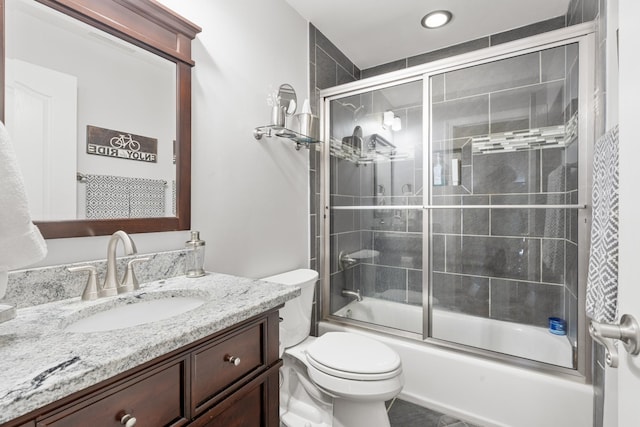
29;0;310;279
602;1;619;426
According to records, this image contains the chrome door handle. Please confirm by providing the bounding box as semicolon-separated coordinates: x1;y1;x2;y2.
589;314;640;368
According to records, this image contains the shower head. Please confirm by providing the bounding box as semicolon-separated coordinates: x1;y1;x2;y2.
337;101;367;121
353;105;366;121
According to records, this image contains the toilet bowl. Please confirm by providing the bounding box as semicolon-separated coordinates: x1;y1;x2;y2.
262;269;403;427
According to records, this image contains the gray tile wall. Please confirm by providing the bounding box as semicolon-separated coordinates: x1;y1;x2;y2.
361;17;566;79
309;24;360;335
428;45;580;334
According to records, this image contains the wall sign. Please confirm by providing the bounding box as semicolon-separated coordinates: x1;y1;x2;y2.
87;125;158;163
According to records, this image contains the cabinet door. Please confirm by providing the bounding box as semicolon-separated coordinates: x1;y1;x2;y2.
38;359;187;427
192;365;280;427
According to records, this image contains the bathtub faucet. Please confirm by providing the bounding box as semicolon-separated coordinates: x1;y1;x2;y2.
341;288;363;302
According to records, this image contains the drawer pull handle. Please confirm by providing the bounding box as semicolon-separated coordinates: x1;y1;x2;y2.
120;413;137;427
224;354;241;366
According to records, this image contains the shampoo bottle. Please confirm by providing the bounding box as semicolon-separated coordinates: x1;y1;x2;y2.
433;153;445;186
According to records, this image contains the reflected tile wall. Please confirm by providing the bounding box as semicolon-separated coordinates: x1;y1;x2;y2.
444;52;540;100
490;279;564;326
432;273;490;317
431;94;489;142
445;235;541;282
360;264;407;301
374;232;423;270
472;151;541;194
462;195;490;235
489;80;565;132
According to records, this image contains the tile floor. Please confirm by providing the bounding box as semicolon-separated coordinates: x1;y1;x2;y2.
387;399;483;427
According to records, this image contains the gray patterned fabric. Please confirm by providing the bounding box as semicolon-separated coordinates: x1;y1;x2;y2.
85;175;130;219
130;178;166;218
172;180;176;216
85;175;166;219
586;126;619;322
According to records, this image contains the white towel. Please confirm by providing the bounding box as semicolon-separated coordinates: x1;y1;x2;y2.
0;121;47;299
586;126;619;322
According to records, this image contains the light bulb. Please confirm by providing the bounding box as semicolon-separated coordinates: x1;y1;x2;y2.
421;11;452;29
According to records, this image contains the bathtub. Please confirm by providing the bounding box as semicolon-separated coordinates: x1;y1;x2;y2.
334;297;573;367
324;297;593;427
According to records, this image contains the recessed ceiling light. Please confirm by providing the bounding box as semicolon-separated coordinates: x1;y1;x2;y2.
421;10;452;29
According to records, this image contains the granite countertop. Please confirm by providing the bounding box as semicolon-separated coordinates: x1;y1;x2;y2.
0;272;299;424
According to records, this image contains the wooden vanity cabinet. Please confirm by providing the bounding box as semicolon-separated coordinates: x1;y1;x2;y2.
3;309;281;427
38;358;188;426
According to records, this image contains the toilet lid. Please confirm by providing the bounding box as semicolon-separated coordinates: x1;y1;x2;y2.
305;332;401;376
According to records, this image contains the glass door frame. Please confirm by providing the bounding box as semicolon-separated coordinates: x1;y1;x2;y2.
319;22;595;379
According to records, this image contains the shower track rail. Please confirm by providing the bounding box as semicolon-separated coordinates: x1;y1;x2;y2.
330;204;587;210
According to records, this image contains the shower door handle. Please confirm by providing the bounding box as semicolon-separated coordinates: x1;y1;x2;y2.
589;314;640;368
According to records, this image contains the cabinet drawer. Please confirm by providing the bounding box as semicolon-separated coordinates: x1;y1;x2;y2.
191;364;281;427
192;322;264;411
38;359;186;427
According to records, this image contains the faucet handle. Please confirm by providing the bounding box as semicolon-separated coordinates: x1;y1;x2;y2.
68;266;99;301
119;257;151;293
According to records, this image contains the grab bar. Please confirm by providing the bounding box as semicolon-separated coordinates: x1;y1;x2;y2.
330;204;587;210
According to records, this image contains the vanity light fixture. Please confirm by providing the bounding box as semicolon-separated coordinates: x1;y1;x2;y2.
421;10;452;29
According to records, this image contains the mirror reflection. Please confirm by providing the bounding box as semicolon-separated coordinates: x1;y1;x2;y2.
278;83;297;117
5;0;177;221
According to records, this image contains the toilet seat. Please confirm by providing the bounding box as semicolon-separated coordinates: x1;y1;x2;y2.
305;332;402;381
306;355;402;381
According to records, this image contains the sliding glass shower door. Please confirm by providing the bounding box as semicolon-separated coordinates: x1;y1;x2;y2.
427;44;581;368
328;79;424;335
325;36;588;370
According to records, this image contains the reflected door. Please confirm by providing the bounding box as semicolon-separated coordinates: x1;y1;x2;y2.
6;58;78;220
427;44;582;368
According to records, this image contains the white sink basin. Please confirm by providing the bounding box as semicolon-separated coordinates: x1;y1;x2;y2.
65;297;205;333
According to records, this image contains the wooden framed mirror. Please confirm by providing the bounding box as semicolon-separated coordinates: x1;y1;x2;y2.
0;0;201;238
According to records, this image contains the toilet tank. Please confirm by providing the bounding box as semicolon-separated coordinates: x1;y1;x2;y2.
262;269;318;349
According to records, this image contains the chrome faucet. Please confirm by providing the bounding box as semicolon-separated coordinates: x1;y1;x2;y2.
341;288;363;302
100;230;138;298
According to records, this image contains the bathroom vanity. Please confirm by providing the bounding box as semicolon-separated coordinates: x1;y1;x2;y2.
0;273;298;426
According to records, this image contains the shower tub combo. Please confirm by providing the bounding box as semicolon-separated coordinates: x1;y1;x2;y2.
319;23;595;427
324;298;591;427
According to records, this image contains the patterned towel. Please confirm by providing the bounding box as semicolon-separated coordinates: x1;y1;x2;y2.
85;175;130;219
129;177;166;218
586;126;619;322
85;175;166;219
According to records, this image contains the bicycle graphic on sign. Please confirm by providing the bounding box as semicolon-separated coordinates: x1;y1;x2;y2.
110;134;141;151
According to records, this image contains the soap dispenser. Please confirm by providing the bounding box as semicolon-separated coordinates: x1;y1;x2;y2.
185;231;206;278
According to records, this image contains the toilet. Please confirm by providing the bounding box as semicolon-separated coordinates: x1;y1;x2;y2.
262;269;403;427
